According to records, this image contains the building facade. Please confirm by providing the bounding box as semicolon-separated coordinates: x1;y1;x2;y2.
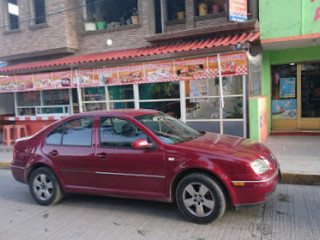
0;0;260;138
260;0;320;133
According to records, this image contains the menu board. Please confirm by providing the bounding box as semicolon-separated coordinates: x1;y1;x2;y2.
209;52;247;76
175;57;207;80
144;61;174;82
93;67;117;86
34;73;52;90
16;75;34;91
118;64;143;84
280;78;296;98
52;71;74;88
0;76;16;92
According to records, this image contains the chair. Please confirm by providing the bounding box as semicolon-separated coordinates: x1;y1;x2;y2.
14;125;29;139
3;125;15;146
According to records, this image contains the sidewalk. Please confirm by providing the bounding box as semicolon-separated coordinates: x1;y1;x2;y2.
1;135;319;185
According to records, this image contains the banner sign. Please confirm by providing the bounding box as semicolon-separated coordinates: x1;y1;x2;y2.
0;52;247;93
117;64;143;84
0;76;16;92
144;61;174;83
229;0;248;22
93;67;118;86
208;52;247;76
175;57;207;80
16;75;34;91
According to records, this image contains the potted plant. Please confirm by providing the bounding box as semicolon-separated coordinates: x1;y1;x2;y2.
84;10;96;31
131;7;139;24
95;7;106;30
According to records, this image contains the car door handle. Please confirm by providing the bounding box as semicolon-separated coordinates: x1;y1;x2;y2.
96;152;108;160
49;150;59;156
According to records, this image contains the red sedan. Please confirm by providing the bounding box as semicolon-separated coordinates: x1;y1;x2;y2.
11;110;280;224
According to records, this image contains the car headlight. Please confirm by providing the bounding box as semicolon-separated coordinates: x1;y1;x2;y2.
250;158;270;174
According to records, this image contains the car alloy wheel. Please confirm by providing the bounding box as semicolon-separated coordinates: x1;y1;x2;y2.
176;173;226;224
29;167;63;206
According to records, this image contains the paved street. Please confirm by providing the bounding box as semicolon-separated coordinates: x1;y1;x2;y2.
0;169;319;240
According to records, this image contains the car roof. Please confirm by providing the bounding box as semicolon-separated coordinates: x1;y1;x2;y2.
72;109;159;118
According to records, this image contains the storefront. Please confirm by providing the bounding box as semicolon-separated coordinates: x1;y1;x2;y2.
263;47;320;132
0;51;249;137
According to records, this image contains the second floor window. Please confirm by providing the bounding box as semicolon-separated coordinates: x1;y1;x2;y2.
85;0;138;31
34;0;46;24
167;0;185;21
7;0;19;30
194;0;226;17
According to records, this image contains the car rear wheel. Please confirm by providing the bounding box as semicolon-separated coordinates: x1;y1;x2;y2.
29;167;63;206
176;173;226;224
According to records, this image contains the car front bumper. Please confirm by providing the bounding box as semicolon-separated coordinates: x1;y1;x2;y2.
230;168;281;207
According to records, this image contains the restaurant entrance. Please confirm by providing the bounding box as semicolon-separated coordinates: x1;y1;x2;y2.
271;63;320;131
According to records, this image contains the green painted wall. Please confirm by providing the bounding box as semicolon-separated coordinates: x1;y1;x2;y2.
260;0;320;39
249;98;259;141
261;46;320;133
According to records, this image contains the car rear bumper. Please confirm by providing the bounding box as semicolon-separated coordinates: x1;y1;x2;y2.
11;164;27;183
230;168;281;206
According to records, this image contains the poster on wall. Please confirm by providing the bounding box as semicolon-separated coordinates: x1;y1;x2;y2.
272;99;297;119
144;61;174;82
34;73;52;90
229;0;248;22
117;64;143;84
208;52;247;76
16;75;34;91
0;76;16;92
93;67;117;86
280;78;296;98
189;79;209;103
52;71;74;88
175;58;207;80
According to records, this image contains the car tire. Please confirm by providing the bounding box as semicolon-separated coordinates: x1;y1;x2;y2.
29;167;63;206
176;173;226;224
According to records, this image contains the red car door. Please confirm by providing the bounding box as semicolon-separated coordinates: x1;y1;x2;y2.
42;117;96;190
94;116;166;200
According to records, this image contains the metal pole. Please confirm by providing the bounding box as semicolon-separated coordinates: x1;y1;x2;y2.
217;54;224;134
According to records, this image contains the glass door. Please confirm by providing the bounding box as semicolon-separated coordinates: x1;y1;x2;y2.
299;63;320;129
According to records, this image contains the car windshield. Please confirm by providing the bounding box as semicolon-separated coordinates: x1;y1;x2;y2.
135;112;202;144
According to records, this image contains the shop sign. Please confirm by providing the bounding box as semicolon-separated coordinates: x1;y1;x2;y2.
272;99;297;119
208;52;247;76
93;67;117;86
117;64;143;84
0;76;16;92
229;0;247;22
77;69;96;87
51;71;74;89
34;73;52;90
175;57;207;80
144;61;174;83
16;75;34;91
280;78;296;98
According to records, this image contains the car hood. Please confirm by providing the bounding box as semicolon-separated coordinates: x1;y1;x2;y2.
176;132;270;161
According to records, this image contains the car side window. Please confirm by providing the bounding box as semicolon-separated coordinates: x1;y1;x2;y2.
99;117;148;148
62;117;94;146
46;124;65;145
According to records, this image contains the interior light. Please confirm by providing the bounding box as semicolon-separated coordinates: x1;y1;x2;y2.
106;39;113;46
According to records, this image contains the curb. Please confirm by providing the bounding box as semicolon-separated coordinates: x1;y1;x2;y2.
1;162;319;186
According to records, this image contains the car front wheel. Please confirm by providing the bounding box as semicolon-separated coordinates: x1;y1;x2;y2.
29;167;63;206
176;173;226;224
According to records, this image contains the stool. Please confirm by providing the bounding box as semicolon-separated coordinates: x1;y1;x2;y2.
15;125;29;139
3;125;15;146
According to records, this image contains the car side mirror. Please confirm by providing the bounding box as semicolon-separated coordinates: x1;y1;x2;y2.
132;139;153;149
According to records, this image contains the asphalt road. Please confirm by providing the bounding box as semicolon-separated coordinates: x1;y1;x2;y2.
0;169;319;240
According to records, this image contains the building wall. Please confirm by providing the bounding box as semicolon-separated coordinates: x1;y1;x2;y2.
0;0;79;61
260;0;320;39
